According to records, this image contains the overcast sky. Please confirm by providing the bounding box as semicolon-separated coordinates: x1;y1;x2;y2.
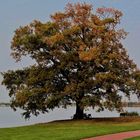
0;0;140;102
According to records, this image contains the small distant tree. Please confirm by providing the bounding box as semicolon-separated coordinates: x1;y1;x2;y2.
2;3;140;119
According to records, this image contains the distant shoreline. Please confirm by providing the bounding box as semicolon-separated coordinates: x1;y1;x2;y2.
0;102;140;107
0;103;10;107
122;102;140;107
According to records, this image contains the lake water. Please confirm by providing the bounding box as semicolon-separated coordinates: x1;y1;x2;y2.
0;106;140;128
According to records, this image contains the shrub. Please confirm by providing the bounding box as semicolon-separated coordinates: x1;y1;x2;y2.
120;111;139;117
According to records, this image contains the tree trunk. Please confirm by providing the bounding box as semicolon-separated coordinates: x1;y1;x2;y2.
73;102;84;119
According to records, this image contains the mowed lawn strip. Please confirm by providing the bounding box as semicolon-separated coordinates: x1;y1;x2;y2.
1;118;140;140
126;136;140;140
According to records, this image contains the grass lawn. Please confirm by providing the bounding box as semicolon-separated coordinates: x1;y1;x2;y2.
1;117;140;140
126;136;140;140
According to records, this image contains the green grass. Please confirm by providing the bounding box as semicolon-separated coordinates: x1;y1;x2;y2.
126;136;140;140
1;118;140;140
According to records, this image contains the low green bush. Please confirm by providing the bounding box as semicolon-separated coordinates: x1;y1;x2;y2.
120;111;139;117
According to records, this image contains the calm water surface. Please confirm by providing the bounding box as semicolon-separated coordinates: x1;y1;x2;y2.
0;106;139;128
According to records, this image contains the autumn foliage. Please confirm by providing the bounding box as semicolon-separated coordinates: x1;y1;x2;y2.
2;3;140;119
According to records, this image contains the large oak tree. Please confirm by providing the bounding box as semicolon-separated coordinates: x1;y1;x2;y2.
2;3;140;119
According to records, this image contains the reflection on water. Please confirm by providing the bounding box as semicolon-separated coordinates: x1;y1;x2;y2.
0;106;139;128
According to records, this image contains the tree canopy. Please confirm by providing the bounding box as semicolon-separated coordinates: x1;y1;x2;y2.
2;3;140;119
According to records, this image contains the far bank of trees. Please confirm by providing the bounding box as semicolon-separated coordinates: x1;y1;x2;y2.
0;102;10;107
